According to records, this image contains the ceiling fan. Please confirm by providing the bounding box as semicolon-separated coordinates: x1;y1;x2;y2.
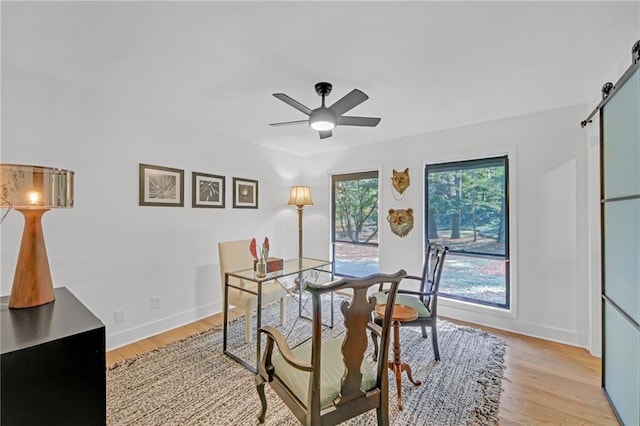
269;82;381;139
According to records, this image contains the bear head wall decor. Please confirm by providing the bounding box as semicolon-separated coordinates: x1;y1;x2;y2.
387;208;414;238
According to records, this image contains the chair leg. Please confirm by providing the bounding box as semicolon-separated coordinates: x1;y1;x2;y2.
421;325;428;338
431;323;440;362
376;401;389;426
370;330;379;362
255;374;267;424
279;296;286;325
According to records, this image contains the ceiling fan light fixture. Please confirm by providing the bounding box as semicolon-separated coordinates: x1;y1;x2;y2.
309;107;336;131
310;120;335;131
270;82;380;139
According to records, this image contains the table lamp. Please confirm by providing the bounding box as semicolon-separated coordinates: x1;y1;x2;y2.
288;186;314;260
1;164;74;309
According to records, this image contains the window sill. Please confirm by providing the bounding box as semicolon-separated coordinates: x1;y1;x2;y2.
438;296;516;320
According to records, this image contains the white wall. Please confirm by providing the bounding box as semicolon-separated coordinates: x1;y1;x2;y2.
2;4;638;353
0;65;303;349
301;105;593;348
0;70;610;351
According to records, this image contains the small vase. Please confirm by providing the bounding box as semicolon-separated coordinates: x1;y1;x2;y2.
256;262;267;278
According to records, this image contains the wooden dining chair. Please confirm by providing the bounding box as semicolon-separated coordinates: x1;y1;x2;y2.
255;270;407;426
370;243;448;362
218;239;288;343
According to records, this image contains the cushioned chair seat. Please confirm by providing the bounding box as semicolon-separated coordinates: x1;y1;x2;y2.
371;291;431;318
370;244;447;364
271;337;377;410
256;271;407;425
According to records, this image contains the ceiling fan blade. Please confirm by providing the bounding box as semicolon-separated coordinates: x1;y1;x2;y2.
319;130;332;139
329;89;369;116
269;120;308;127
337;116;381;127
273;93;312;115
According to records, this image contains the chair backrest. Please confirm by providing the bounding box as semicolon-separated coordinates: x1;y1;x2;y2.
218;239;252;292
304;270;406;422
421;243;448;314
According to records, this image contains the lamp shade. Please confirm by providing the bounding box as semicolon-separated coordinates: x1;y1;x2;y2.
1;164;74;209
1;164;74;309
288;186;314;207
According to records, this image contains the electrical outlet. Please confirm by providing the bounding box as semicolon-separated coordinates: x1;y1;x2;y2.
115;309;127;324
151;296;160;310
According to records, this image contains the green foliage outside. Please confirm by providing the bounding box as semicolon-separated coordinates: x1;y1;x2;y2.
427;161;508;307
427;165;506;255
334;178;378;244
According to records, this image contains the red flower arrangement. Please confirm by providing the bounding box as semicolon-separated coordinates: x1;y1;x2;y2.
249;237;270;263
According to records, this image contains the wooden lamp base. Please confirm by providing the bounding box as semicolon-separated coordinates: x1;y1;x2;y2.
9;208;56;309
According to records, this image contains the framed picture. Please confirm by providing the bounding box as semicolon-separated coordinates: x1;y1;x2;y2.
139;163;184;207
232;177;258;209
192;172;225;208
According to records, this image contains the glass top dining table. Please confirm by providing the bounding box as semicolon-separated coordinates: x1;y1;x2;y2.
223;257;334;373
225;257;332;282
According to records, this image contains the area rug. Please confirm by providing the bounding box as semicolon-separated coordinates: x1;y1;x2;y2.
107;296;506;425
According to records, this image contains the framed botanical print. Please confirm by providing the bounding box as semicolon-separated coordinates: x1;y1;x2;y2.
232;177;258;209
139;164;184;207
192;172;225;208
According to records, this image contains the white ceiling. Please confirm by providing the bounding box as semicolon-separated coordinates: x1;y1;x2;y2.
2;1;638;155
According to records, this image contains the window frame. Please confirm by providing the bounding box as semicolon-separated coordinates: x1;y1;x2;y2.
425;155;511;309
331;170;380;278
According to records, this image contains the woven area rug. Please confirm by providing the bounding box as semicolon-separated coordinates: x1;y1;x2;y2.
108;296;506;425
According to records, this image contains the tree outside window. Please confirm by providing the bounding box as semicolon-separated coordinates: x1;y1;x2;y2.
332;171;379;277
426;157;509;308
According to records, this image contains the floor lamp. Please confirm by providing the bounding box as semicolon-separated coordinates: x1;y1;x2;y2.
288;186;313;314
1;164;74;309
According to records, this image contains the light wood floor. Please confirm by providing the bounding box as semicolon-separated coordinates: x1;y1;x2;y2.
107;311;618;425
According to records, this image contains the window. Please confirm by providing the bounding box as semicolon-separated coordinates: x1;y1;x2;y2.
331;171;379;277
425;156;510;308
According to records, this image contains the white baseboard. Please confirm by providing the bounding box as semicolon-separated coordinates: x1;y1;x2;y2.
439;304;590;350
106;301;222;351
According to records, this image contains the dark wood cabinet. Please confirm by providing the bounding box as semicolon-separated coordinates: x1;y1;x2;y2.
1;287;106;425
